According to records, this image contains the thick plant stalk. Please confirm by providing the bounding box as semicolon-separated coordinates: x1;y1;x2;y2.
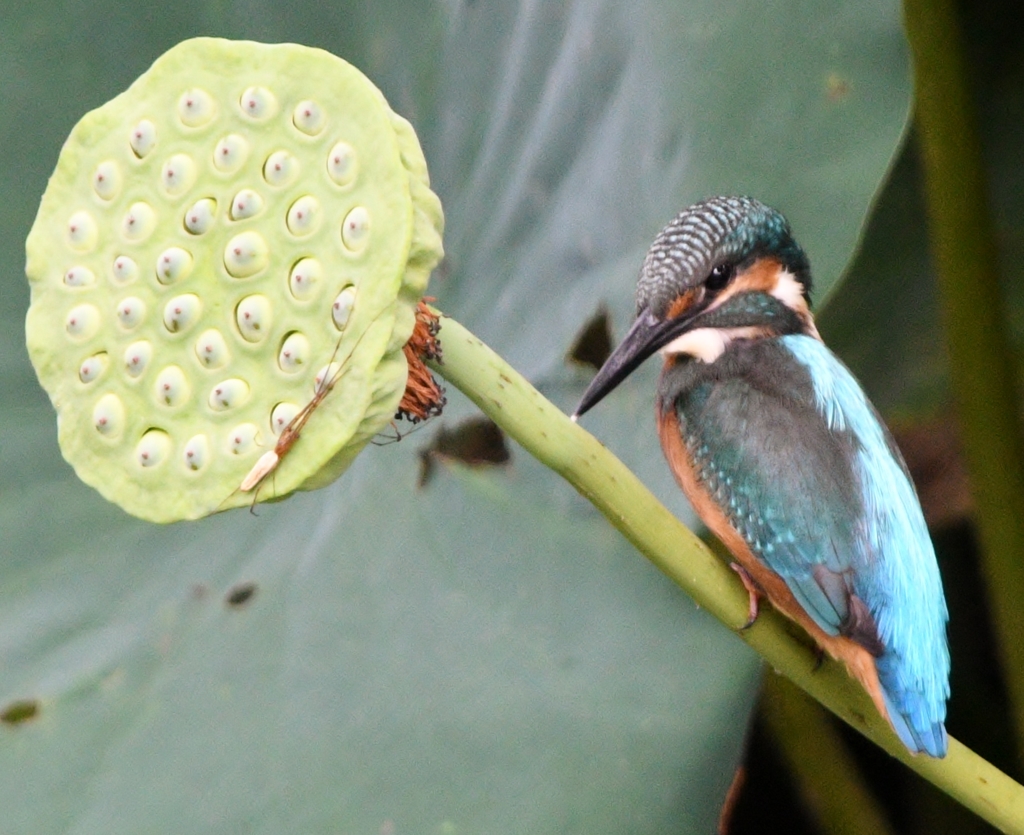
903;0;1024;765
760;674;897;835
430;313;1024;833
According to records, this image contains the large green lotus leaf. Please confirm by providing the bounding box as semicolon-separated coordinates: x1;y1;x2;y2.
0;1;910;832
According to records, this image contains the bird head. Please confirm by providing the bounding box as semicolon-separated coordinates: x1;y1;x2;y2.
573;196;817;419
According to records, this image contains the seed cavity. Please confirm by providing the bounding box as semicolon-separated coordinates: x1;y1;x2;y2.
66;211;97;252
213;134;249;173
92;160;122;201
194;328;230;369
235;294;272;343
184;198;217;234
278;332;310;373
156;247;194;285
129;119;157;158
161;153;197;197
210;378;250;411
286;195;321;237
227;422;260;454
239;86;276;120
341;206;370;252
154;365;190;407
78;352;109;384
64;266;96;288
92;393;125;438
183;434;209;471
271;401;300;434
315;361;343;392
262;150;298;187
163;294;201;334
230;189;264;221
327;142;357;187
293;100;325;136
121;202;156;242
136;429;171;468
178;88;216;127
224;231;269;278
332;286;357;330
112;255;138;285
288;257;323;300
123;340;153;378
66;303;100;340
115;297;146;330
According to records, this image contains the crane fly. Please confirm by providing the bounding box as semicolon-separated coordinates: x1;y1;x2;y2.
239;311;381;501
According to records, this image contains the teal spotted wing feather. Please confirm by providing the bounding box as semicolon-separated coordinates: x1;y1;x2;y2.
667;334;949;756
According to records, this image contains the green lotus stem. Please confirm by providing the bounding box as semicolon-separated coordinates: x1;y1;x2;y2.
903;0;1024;769
430;312;1024;833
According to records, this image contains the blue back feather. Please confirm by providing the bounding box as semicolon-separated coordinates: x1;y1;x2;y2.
781;335;950;755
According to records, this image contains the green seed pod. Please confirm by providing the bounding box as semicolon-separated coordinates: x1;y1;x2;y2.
25;37;444;522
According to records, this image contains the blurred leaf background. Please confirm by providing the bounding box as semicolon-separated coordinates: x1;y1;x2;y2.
0;0;1019;832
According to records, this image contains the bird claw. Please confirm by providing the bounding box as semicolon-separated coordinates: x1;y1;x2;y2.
730;563;761;629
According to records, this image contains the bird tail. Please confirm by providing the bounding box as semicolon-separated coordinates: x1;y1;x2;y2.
876;655;948;758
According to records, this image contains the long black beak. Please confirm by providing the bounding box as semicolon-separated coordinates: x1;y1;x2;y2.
572;306;698;420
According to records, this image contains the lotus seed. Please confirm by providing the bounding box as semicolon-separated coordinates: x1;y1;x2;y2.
286;195;321;237
66;303;100;340
277;331;310;373
92;160;122;201
209;378;250;411
223;231;269;278
213;134;249;173
161;153;196;197
66;211;97;252
163;294;201;334
184;198;217;234
64;266;96;288
229;188;264;221
123;340;153;378
92;393;125;438
116;296;146;330
136;429;171;468
177;88;216;127
156;246;193;285
287;257;323;300
129;119;157;158
239;86;276;121
235;294;272;343
228;423;261;455
112;255;138;284
78;352;109;384
332;286;357;330
183;434;210;471
154;365;190;407
121;202;156;242
262;150;298;187
271;401;300;434
292;100;325;136
341;206;370;252
314;361;343;392
194;328;230;369
327;142;356;187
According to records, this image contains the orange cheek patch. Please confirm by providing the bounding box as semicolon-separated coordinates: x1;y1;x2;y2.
728;257;781;295
666;288;701;319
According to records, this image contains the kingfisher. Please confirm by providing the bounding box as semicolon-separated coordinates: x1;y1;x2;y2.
573;196;950;757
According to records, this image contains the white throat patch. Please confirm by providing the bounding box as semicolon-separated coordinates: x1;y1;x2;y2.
659;326;766;363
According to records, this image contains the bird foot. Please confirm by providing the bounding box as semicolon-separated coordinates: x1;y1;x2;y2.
730;563;762;629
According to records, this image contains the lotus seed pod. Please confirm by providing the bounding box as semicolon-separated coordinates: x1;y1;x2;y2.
25;37;444;522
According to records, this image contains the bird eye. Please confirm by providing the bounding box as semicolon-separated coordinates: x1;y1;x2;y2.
706;263;735;292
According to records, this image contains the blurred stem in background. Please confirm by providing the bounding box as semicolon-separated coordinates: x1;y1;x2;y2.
903;0;1024;770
